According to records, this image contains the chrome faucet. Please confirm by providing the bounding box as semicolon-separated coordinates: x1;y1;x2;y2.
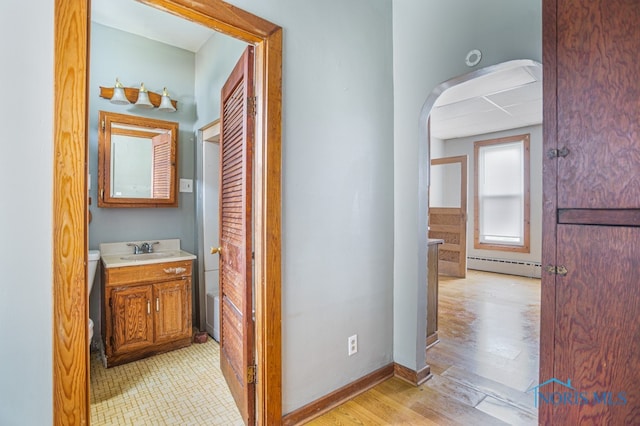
141;241;160;253
127;243;142;254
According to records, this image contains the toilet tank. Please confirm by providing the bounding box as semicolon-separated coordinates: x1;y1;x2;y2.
88;250;101;292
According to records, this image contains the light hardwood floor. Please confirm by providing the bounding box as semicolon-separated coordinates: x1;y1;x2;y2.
308;270;540;425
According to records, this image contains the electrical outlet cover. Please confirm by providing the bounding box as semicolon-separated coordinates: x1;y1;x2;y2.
348;334;358;356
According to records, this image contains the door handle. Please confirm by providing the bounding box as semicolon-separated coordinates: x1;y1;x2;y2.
210;246;222;255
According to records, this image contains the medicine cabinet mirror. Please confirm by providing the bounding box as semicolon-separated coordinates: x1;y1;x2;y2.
98;110;179;207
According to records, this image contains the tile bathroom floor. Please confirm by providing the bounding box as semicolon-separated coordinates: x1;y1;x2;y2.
90;338;243;425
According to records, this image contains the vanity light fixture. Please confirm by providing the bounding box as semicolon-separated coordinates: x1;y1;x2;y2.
158;88;177;112
109;78;130;105
134;83;154;109
100;80;178;112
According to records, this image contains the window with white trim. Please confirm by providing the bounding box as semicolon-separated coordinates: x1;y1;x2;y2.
474;134;530;253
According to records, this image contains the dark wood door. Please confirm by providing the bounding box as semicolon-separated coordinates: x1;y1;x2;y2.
550;225;640;424
542;0;640;424
556;1;640;208
219;46;255;425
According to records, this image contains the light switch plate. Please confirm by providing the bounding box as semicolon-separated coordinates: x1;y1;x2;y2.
179;178;193;193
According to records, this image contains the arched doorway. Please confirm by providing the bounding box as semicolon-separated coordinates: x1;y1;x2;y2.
417;59;542;374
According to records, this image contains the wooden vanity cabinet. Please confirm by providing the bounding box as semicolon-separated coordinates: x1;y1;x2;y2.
102;260;193;367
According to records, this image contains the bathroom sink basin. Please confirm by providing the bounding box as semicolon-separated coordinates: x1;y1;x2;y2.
100;240;196;269
120;252;176;261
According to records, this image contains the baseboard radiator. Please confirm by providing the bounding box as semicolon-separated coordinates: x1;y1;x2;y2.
205;293;220;342
467;256;541;278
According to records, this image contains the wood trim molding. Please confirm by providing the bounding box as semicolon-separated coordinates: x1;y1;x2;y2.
54;0;282;424
426;332;439;348
201;119;221;142
558;209;640;226
53;0;90;424
282;364;394;426
393;363;432;386
540;0;558;424
473;133;531;254
138;0;280;43
254;26;283;426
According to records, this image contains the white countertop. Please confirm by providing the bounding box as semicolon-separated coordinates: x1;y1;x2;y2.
99;239;196;268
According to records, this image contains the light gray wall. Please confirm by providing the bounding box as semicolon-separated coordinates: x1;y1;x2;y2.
194;34;247;131
392;0;541;371
193;32;247;328
224;0;394;413
88;23;198;344
0;1;545;422
0;1;54;424
88;23;197;252
439;125;543;265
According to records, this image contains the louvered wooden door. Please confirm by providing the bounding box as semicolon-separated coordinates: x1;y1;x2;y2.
151;132;172;199
218;46;255;425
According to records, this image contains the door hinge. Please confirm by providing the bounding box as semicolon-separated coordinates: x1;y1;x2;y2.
101;119;105;132
247;365;256;384
110;336;114;347
545;265;568;276
247;96;257;116
547;147;570;159
108;297;112;307
100;188;104;200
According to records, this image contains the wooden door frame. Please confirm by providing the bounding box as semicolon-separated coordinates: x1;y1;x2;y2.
53;1;282;424
430;156;467;213
539;0;556;423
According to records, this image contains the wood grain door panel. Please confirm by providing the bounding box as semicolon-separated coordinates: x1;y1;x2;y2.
429;208;466;277
550;225;640;424
219;45;255;426
111;285;154;355
556;0;640;209
154;280;191;344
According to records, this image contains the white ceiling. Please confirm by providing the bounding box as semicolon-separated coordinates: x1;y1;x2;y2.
430;63;543;140
91;0;215;52
92;1;542;139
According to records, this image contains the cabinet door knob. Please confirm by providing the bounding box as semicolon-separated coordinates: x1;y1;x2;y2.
156;297;160;312
147;300;151;315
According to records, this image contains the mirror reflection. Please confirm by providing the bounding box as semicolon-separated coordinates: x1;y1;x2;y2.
98;111;179;207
